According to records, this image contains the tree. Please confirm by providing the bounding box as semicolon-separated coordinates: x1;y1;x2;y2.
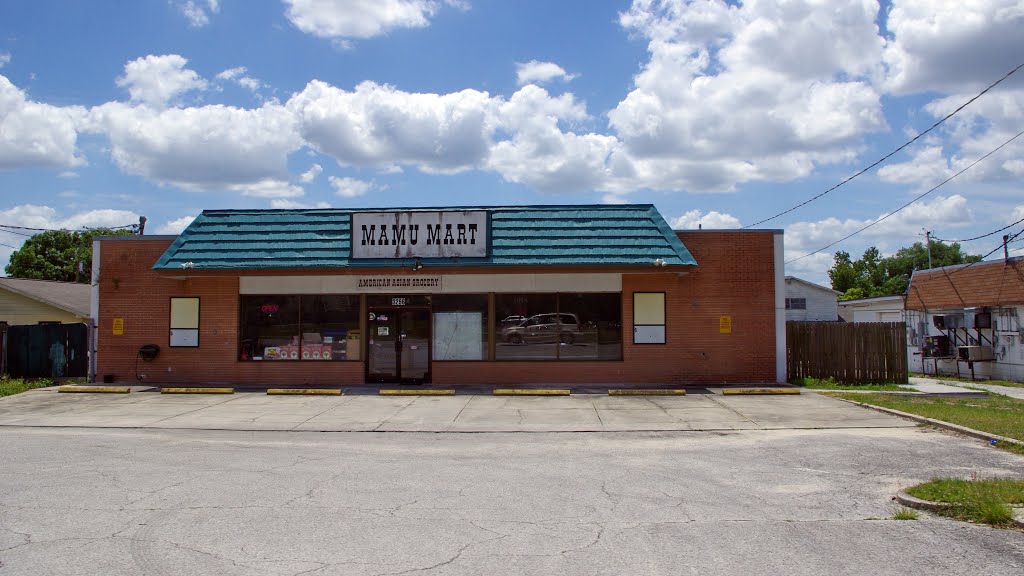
828;241;982;300
5;229;134;283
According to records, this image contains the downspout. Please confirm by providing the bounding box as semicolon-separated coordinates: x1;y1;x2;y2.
774;231;786;383
89;239;100;383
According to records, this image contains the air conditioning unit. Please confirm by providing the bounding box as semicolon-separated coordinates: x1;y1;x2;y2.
943;314;964;329
957;346;995;362
964;307;992;329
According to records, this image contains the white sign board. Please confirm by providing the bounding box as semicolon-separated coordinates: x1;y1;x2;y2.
352;211;487;259
633;325;665;344
355;277;442;293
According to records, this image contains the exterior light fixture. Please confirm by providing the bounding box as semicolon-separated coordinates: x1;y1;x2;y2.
653;258;666;267
413;258;424;271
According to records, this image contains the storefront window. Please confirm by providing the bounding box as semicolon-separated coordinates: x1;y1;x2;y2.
432;294;488;361
558;293;622;360
301;296;361;361
240;296;300;361
239;295;360;361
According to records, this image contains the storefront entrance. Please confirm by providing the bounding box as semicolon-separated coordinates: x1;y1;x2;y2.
367;305;431;384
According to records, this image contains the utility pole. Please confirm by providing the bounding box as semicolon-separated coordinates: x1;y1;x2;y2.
1004;234;1010;264
924;229;933;269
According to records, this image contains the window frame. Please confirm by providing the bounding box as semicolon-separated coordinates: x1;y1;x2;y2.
169;297;200;348
632;291;666;345
785;297;807;310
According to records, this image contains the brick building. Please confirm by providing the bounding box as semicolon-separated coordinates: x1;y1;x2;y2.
91;205;785;388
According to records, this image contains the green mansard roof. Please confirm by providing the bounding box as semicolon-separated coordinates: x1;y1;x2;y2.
152;205;697;270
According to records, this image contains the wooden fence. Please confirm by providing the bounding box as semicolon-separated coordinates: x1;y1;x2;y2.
787;322;907;384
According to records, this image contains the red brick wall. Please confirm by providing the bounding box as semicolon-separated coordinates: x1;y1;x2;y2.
96;231;778;386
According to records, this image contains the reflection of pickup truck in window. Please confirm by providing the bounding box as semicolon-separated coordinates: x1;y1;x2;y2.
500;313;582;344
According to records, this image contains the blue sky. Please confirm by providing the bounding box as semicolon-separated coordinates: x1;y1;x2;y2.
2;0;1023;285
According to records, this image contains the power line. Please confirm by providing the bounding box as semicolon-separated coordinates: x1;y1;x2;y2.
912;226;1024;284
786;127;1024;264
744;60;1024;229
0;223;136;233
931;216;1024;243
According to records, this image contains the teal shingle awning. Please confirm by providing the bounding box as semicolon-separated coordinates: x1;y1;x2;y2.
152;205;697;270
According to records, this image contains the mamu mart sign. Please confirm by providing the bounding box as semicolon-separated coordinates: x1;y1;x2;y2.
352;211;488;258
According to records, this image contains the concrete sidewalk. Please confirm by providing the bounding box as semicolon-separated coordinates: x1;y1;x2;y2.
909;376;1024;399
0;387;912;432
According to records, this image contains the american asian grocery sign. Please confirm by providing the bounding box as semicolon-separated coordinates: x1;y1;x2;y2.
351;211;488;259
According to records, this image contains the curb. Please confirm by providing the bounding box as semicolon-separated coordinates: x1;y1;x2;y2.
895;491;1024;529
834;397;1024;449
608;389;686;396
379;389;455;396
161;387;235;394
493;389;570;396
58;386;130;394
267;389;342;396
722;388;800;395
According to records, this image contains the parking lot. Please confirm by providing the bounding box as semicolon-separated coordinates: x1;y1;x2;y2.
2;424;1022;575
0;387;912;432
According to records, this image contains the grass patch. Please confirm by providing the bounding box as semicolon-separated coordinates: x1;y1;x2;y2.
911;373;1024;389
906;478;1024;527
891;506;919;520
0;377;55;397
792;377;914;392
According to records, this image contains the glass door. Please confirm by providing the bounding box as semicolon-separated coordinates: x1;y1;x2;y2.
367;307;431;384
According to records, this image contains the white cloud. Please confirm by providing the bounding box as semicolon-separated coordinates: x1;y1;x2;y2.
784;198;981;283
57;171;79;179
283;0;452;40
0;205;142;272
229;179;304;198
670;209;741;229
329;175;379;198
155;215;197;235
116;55;207;107
288;80;496;172
0;53;10;68
299;163;323;183
877;144;955;188
783;194;973;281
515;60;578;86
179;0;220;28
216;66;263;92
486;85;618;192
882;0;1024;95
0;75;86;169
606;0;886;192
270;199;332;209
85;100;303;191
0;204;139;232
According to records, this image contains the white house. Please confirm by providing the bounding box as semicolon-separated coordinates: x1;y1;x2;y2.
905;258;1024;382
838;295;905;323
784;276;840;322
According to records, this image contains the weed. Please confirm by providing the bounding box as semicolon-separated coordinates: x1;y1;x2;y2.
891;507;919;520
906;477;1024;528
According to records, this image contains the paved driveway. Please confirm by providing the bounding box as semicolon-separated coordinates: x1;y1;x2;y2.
0;388;912;432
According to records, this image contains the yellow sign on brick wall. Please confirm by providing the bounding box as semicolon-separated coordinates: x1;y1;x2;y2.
719;316;732;334
112;318;124;335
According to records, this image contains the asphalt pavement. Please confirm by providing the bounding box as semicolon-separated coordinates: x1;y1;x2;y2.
1;426;1022;576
